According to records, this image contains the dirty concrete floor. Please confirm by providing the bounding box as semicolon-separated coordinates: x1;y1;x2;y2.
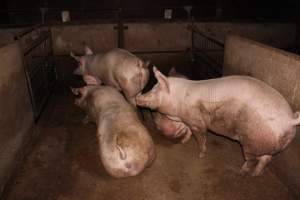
3;92;293;200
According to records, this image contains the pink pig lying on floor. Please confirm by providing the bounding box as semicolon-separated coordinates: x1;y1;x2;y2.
71;47;150;106
137;67;300;176
71;85;155;178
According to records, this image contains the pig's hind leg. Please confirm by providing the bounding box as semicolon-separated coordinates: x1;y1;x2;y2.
251;155;272;176
239;153;257;176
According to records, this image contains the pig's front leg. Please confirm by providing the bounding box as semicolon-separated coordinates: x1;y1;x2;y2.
180;130;192;144
180;126;193;144
193;131;207;159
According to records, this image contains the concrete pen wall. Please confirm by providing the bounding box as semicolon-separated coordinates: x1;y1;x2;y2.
0;42;35;194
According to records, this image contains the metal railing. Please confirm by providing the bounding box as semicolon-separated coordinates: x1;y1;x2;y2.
15;25;57;121
189;24;224;77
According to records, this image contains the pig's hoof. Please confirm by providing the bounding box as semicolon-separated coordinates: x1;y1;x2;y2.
198;152;206;159
239;169;249;177
180;133;192;144
251;170;263;177
181;138;189;144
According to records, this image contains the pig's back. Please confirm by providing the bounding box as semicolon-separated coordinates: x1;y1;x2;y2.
210;76;293;117
87;86;128;111
97;49;142;87
185;76;293;116
173;76;295;135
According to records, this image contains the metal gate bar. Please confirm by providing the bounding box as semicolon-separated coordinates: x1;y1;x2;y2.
15;25;57;121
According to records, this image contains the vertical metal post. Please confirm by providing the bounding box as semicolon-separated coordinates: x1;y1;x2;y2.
216;0;223;20
294;23;300;54
114;7;127;49
117;8;124;48
190;11;196;63
191;21;194;52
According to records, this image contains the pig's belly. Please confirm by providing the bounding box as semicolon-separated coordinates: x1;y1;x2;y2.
209;117;240;140
208;102;241;140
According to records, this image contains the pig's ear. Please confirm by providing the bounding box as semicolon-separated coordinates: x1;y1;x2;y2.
70;51;80;62
144;60;151;68
153;66;170;93
73;67;82;75
70;86;87;96
70;87;79;95
85;46;93;55
168;67;177;76
138;60;150;69
70;87;83;96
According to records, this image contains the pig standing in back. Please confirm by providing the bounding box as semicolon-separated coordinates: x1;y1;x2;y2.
71;47;150;105
71;85;155;177
153;68;192;143
137;67;300;176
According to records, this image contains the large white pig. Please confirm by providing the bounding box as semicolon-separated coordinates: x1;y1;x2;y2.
137;67;300;176
71;47;150;105
71;85;155;178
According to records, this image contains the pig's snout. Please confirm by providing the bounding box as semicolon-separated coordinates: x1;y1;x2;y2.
124;162;143;176
109;161;145;178
136;95;148;107
136;94;157;110
74;99;80;106
104;159;146;178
